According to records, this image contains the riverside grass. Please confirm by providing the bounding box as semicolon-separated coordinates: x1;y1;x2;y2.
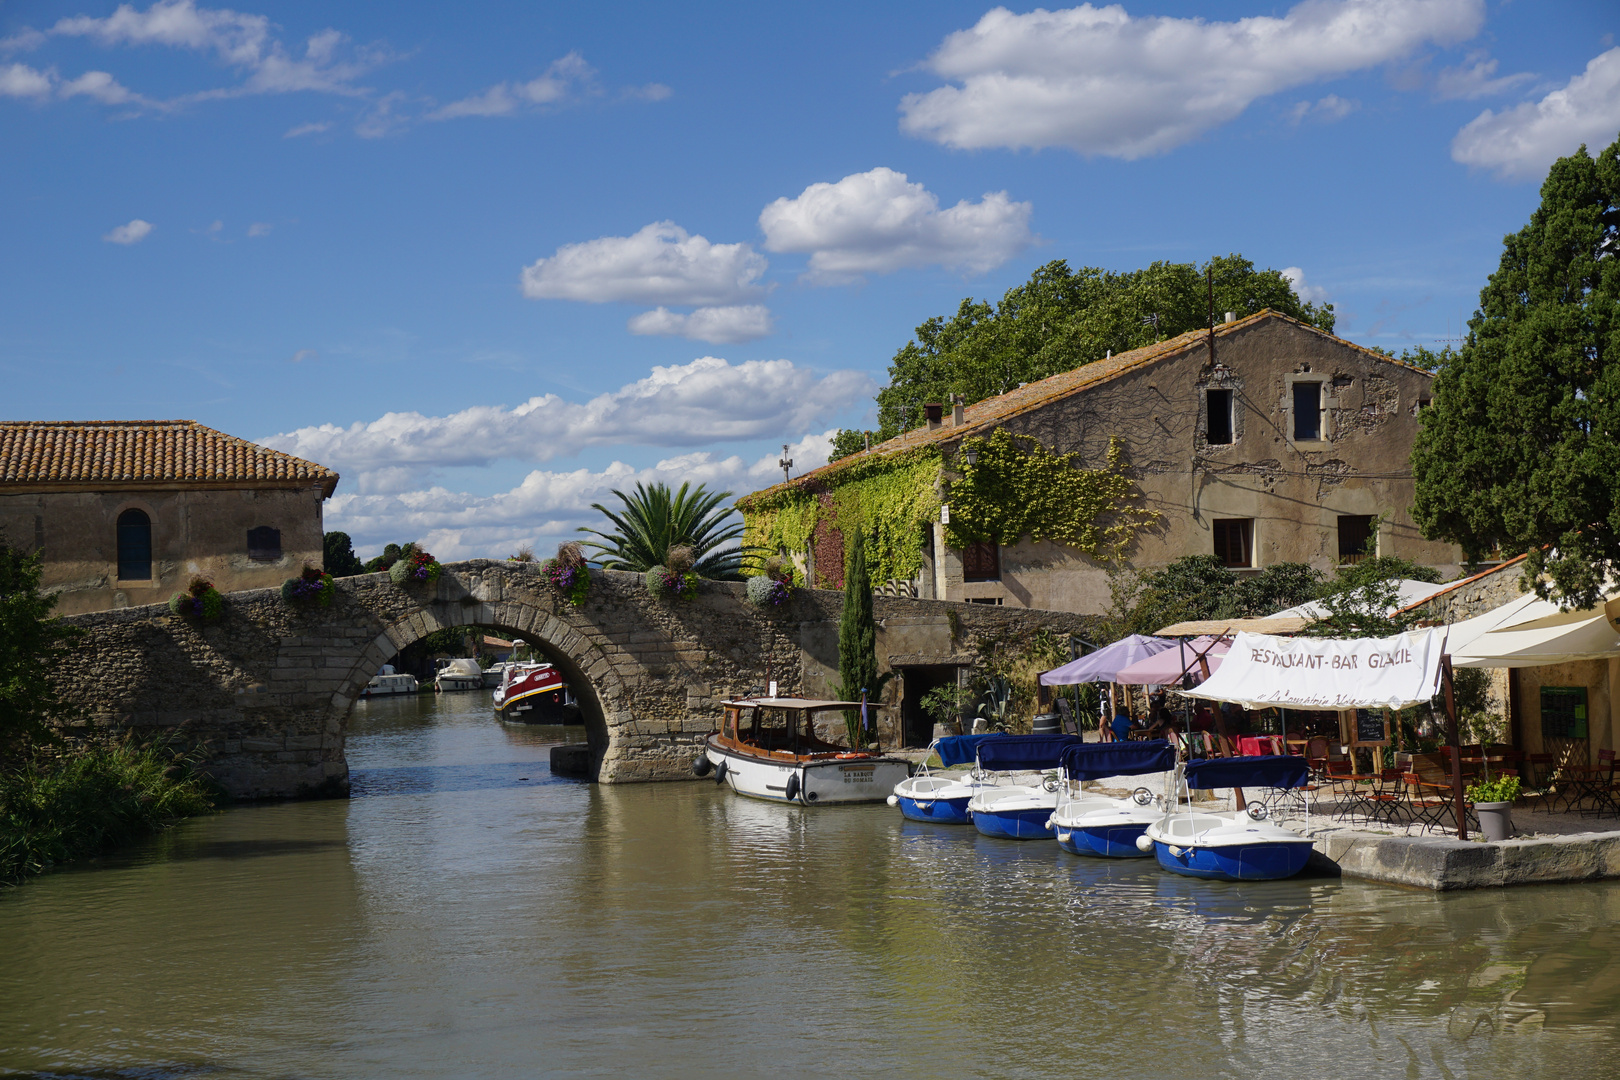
0;743;219;883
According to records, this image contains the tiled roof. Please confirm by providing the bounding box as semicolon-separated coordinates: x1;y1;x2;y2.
0;420;339;495
739;310;1430;507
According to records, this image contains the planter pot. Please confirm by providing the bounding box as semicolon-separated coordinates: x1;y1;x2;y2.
1032;712;1062;735
1474;800;1514;842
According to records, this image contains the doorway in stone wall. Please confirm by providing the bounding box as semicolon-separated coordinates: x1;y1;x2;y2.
898;665;962;747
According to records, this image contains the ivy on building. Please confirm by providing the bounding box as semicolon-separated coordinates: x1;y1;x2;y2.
945;430;1154;560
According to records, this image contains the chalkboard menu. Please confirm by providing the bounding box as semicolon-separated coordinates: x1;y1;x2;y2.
1353;708;1389;746
1541;686;1588;740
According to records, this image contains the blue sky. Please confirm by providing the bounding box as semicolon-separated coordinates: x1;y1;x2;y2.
4;0;1618;559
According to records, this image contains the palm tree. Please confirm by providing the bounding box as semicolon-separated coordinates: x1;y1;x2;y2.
578;481;746;579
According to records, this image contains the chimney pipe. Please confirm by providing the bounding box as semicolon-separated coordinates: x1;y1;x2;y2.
1224;311;1235;323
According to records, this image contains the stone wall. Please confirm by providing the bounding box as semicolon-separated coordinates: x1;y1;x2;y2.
52;560;1094;799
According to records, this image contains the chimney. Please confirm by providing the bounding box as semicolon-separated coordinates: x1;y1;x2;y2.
950;394;965;427
1224;311;1236;324
924;403;944;430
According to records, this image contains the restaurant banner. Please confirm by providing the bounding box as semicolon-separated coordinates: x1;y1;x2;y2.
1187;628;1447;711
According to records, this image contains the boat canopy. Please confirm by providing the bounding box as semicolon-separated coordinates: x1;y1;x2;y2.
1183;755;1310;791
975;734;1086;771
932;734;1007;766
1058;740;1176;780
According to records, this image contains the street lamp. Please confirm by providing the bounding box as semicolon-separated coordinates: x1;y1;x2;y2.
961;444;979;467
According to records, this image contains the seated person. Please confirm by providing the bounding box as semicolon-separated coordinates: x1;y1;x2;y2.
1192;705;1217;733
1110;709;1134;742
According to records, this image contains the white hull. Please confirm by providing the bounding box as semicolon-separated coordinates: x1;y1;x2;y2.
704;737;910;805
434;676;483;692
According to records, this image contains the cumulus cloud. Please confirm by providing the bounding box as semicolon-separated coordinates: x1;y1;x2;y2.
103;219;154;244
1;62;55;98
262;356;873;479
1434;51;1534;100
759;167;1033;283
323;432;835;561
899;0;1484;158
429;52;598;119
627;305;775;344
1451;47;1620;181
1287;94;1358;124
521;222;769;306
1;61;145;104
1281;266;1329;305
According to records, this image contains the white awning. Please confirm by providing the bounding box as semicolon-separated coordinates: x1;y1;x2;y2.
1449;595;1620;668
1186;628;1448;710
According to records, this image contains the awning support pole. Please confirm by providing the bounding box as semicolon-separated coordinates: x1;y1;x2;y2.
1442;654;1468;841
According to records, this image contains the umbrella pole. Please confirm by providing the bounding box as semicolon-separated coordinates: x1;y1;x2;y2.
1442;654;1468;841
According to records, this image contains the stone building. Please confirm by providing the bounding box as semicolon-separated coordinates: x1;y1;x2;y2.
0;420;338;615
739;310;1462;613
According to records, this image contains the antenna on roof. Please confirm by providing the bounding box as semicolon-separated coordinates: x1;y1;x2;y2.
779;444;793;483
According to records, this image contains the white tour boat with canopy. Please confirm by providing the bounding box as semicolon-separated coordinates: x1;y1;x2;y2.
696;697;912;805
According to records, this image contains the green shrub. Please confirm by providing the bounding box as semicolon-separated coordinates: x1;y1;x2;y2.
0;743;218;883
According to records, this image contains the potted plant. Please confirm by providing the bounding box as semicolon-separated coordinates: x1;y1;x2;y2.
645;544;699;601
281;565;335;608
744;555;794;611
169;576;224;622
389;544;442;587
1466;774;1521;842
540;541;591;608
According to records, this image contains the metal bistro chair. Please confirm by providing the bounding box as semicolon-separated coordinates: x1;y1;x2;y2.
1519;753;1558;813
1324;759;1376;822
1400;773;1455;835
1567;749;1620;817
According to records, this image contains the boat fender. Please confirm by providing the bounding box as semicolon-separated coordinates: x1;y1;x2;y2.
1167;845;1185;858
712;761;727;786
1135;835;1155;853
1044;816;1055;831
692;756;713;778
886;795;899;807
784;773;801;803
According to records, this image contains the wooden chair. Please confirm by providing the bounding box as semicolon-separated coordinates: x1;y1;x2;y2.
1566;749;1619;817
1324;759;1376;821
1519;753;1558;812
1401;773;1455;835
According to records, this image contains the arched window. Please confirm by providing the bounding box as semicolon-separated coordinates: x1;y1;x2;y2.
116;509;152;581
247;525;282;562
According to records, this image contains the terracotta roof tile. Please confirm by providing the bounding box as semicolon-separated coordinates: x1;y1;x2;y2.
739;310;1430;507
0;420;339;494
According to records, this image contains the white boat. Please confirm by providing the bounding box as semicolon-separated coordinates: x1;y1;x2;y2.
961;734;1086;840
1047;739;1179;858
482;662;508;689
887;735;1008;823
361;668;419;698
1141;756;1315;881
493;661;578;722
696;697;911;805
433;657;484;692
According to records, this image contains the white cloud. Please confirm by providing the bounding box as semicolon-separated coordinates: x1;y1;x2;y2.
1287;94;1359;124
627;305;775;344
283;120;330;137
290;349;317;363
0;62;54;98
247;221;272;237
429;52;597;119
1451;47;1620;181
262;356;873;479
521;222;769;306
899;0;1484;158
1434;51;1534;100
759;167;1033;283
59;69;142;104
626;82;672;102
103;219;154;244
1282;266;1329;305
324;431;835;562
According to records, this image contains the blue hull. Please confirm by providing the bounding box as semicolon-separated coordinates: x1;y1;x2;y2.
1056;822;1152;858
897;794;973;824
972;807;1052;840
1152;840;1312;881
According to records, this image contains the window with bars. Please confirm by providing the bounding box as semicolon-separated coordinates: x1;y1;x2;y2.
1212;518;1253;568
962;541;1000;581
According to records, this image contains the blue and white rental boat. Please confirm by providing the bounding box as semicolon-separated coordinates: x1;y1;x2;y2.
1141;756;1316;881
1047;740;1179;858
888;734;1004;823
965;734;1085;840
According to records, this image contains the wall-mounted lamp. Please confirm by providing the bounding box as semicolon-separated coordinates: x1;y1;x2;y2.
962;445;979;466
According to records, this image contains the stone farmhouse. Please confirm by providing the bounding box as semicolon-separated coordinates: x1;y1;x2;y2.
0;420;338;615
739;310;1463;614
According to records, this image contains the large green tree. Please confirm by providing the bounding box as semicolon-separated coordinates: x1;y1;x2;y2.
0;538;80;757
830;254;1334;457
1411;133;1620;609
579;481;745;579
323;531;366;577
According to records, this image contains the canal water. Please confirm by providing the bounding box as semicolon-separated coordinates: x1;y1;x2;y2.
3;691;1618;1080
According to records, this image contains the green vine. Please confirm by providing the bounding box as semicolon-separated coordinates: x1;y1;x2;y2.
945;430;1155;560
740;447;942;586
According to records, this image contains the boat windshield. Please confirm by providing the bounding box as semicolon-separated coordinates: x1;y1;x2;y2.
734;705;847;754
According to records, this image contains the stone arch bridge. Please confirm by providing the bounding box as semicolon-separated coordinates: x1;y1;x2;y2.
55;561;1092;799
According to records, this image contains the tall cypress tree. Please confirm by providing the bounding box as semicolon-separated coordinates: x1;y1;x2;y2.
1411;133;1620;609
837;536;879;747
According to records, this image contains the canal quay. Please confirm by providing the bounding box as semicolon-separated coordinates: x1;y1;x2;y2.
2;691;1618;1080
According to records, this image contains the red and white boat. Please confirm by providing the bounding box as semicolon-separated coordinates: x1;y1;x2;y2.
493;662;578;723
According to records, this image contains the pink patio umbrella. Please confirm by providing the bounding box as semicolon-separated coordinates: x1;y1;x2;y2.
1112;635;1231;686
